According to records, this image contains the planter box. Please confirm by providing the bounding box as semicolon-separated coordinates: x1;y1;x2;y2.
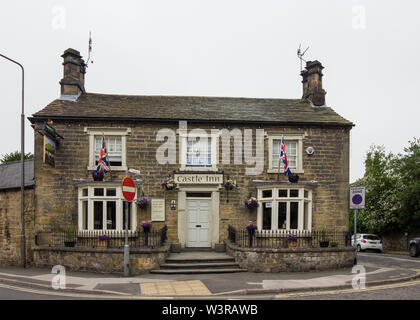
287;241;298;248
97;240;109;248
64;241;75;247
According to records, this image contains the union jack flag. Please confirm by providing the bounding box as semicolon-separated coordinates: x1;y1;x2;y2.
96;134;110;174
280;136;292;176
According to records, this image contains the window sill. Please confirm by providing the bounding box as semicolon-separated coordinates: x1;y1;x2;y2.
87;166;128;172
180;166;218;172
267;169;304;174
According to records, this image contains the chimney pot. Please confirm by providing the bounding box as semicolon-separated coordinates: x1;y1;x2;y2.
301;60;326;106
60;48;86;98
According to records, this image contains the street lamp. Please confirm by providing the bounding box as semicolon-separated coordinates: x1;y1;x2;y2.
0;53;25;268
124;168;141;277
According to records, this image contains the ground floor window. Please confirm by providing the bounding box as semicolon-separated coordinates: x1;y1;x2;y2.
257;187;312;231
78;185;136;231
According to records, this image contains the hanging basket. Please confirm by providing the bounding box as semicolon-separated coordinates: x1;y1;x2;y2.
288;173;299;183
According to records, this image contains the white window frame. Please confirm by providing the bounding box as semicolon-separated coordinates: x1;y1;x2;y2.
85;127;131;171
256;186;312;231
268;134;305;174
78;184;137;232
179;131;219;172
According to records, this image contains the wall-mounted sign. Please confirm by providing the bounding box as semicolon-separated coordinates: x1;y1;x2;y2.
151;198;165;221
43;135;56;166
174;173;223;184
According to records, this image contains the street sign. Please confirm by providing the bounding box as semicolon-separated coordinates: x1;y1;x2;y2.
350;186;365;209
122;177;136;202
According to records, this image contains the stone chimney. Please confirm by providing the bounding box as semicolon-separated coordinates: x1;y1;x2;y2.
301;60;326;106
59;48;86;97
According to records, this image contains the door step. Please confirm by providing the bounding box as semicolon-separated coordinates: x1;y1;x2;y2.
150;251;247;274
150;268;247;274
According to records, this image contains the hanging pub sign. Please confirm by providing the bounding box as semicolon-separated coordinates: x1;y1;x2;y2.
39;121;64;167
43;135;56;166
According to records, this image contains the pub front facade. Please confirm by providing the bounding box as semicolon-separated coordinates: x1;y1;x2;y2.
29;48;353;251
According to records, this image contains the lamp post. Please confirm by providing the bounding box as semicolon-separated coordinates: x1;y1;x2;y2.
0;54;25;268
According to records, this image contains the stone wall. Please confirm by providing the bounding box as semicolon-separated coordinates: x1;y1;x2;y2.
33;243;170;275
225;240;355;272
0;188;35;266
32;120;350;245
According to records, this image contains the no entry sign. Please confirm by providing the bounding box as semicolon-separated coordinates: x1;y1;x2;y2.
122;177;136;202
350;186;365;209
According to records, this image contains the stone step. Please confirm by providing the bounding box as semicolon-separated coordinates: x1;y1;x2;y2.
165;257;235;264
149;268;248;274
160;262;240;269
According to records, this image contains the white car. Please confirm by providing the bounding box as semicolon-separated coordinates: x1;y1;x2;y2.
351;233;383;253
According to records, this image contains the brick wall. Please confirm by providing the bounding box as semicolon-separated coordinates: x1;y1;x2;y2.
32;120;350;245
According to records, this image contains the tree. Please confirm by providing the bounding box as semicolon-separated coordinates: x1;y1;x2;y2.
395;138;420;233
350;145;402;234
0;151;34;164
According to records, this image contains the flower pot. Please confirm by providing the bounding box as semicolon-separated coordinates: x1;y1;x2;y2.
319;241;330;248
165;183;174;190
287;241;298;248
288;174;299;183
97;240;109;248
64;241;75;247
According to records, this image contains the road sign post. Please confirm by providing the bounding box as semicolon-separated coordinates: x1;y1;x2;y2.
350;187;365;258
122;176;136;277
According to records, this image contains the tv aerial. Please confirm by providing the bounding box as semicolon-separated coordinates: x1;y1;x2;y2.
86;31;93;66
297;44;309;71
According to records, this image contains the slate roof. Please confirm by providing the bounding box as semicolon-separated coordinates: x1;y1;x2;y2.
0;159;34;190
30;93;353;127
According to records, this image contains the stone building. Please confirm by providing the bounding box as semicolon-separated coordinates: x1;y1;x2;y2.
25;48;353;256
0;160;35;266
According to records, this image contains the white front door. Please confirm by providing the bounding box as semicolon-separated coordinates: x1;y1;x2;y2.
186;199;211;247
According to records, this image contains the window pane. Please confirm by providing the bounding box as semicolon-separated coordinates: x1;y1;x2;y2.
122;201;132;230
186;138;211;167
82;188;88;197
278;202;287;229
82;201;88;229
106;188;116;196
263;204;272;230
304;202;309;230
94;188;104;196
278;190;288;197
93;201;103;229
290;202;299;229
290;190;299;197
304;190;309;198
262;190;272;198
106;201;116;230
95;136;122;165
272;140;297;169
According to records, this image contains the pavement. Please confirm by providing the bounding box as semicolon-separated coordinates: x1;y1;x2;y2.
0;251;419;298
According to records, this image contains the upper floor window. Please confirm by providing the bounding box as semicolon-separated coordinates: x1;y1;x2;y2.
268;134;304;174
85;127;131;171
180;131;218;171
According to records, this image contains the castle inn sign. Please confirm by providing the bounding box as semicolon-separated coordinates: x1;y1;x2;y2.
174;173;223;185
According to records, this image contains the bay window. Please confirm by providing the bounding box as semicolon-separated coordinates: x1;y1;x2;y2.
257;187;312;231
78;185;136;231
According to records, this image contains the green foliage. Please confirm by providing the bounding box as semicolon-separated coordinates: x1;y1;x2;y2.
64;225;76;241
0;151;33;164
330;242;339;247
350;139;420;234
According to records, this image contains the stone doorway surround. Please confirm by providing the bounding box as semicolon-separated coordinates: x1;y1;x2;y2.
177;185;221;249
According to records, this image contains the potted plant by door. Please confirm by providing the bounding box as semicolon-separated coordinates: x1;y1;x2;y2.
64;225;76;247
141;220;152;246
246;221;257;247
286;233;298;248
319;227;330;248
97;235;111;248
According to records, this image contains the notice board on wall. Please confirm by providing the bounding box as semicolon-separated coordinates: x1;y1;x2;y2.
151;198;165;221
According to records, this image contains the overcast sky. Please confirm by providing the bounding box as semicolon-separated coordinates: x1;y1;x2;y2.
1;0;419;182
